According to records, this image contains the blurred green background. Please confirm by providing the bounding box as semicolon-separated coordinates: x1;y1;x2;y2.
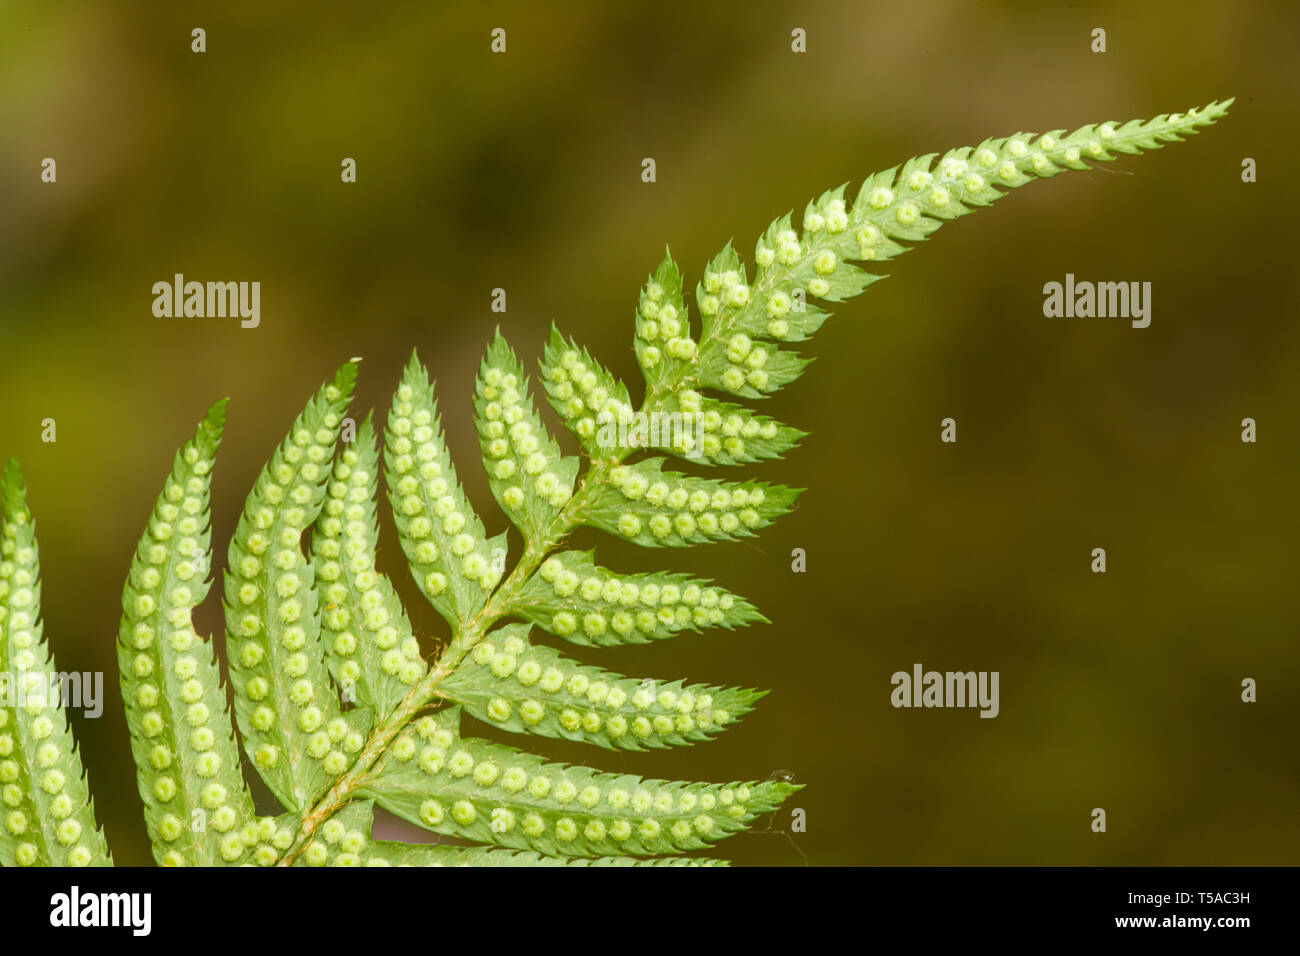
2;0;1297;866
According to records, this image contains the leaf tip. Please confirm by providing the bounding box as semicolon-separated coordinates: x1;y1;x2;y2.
1;458;26;512
333;359;362;397
204;397;229;430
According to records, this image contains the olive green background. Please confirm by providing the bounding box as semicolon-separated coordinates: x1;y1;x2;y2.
1;0;1296;866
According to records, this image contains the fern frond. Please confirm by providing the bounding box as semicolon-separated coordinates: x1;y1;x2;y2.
540;327;635;461
634;254;699;396
361;706;798;857
367;842;727;866
437;623;762;750
386;352;508;627
224;361;364;810
117;402;255;865
0;460;111;867
661;394;806;467
291;796;730;866
474;332;580;545
313;414;426;717
636;100;1234;415
2;99;1230;868
584;458;801;547
511;549;763;646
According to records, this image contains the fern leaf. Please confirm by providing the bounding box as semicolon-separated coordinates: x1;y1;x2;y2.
584;458;801;546
539;327;635;460
437;623;762;750
634;253;699;397
313;414;425;717
658;393;806;466
224;362;363;810
625;100;1236;422
361;706;796;857
474;332;580;546
0;460;111;867
117;401;256;865
366;842;727;866
511;549;763;645
1;101;1230;869
289;797;730;866
386;352;508;627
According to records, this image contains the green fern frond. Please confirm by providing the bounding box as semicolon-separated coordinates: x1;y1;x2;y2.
1;460;111;867
639;99;1234;417
224;361;364;810
360;706;796;857
367;843;727;867
584;458;802;547
116;402;255;865
668;396;807;467
634;254;698;395
386;352;509;627
437;623;764;750
510;549;764;646
540;327;635;460
312;414;426;717
0;100;1229;868
475;332;580;545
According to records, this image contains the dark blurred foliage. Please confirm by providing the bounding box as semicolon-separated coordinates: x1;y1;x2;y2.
1;0;1297;865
